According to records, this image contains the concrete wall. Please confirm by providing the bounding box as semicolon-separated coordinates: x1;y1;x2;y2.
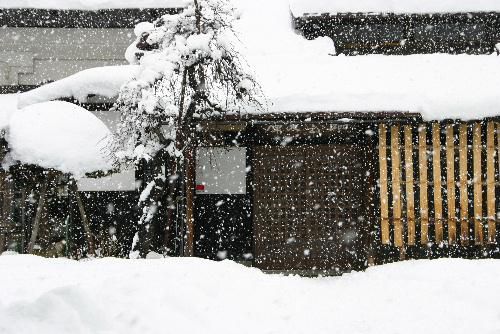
0;27;133;85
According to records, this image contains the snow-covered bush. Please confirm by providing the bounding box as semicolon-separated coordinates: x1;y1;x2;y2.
110;0;265;255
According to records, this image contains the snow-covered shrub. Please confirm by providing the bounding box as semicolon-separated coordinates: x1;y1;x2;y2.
109;0;265;255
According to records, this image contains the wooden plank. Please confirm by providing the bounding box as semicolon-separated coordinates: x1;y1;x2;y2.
184;148;196;256
486;122;496;243
379;124;390;245
432;123;443;244
404;126;416;246
473;123;483;245
391;126;403;247
419;125;429;245
459;124;469;245
27;178;49;254
446;125;457;245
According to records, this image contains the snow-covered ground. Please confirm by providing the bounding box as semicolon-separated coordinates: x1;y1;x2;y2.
1;255;499;334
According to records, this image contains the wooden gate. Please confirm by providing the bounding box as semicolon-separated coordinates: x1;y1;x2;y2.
378;122;500;250
253;145;372;272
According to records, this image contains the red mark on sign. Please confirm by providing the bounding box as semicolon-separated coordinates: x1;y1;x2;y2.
196;184;205;191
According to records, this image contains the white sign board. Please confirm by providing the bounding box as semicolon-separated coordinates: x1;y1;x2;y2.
196;147;247;195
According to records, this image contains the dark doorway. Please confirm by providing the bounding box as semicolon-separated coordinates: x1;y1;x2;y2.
253;145;374;272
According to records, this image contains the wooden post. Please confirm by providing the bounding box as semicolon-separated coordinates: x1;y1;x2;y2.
379;124;390;245
404;126;415;246
419;125;429;245
27;178;49;254
445;125;457;245
71;182;95;255
391;126;403;248
473;123;483;245
486;122;496;243
184;148;196;256
459;124;469;245
432;123;443;244
0;173;6;254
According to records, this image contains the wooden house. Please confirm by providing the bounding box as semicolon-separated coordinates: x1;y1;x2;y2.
1;2;500;276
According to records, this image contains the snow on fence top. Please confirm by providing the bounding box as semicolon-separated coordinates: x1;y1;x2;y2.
0;0;187;10
290;0;500;16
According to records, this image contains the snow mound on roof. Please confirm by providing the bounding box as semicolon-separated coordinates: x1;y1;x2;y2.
234;0;500;120
7;101;112;176
0;0;187;10
290;0;500;16
19;66;139;109
1;255;500;334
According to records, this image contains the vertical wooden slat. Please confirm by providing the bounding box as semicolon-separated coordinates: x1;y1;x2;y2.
473;123;483;245
418;125;429;245
404;126;415;246
459;124;469;245
379;124;390;245
391;126;403;248
446;125;457;245
184;148;196;256
486;122;496;243
432;123;443;244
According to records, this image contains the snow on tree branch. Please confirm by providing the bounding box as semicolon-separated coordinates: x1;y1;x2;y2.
110;0;265;167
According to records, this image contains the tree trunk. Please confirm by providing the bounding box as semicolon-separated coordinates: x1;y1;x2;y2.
27;178;49;254
71;182;95;256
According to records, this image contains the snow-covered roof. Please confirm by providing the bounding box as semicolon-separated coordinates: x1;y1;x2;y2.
290;0;500;16
235;0;500;121
0;0;187;10
13;0;500;122
1;99;112;176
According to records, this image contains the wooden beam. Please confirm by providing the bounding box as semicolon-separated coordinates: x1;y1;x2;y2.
445;125;457;245
432;123;443;244
379;124;390;245
72;182;95;255
27;178;48;254
391;126;403;248
419;125;429;245
404;126;415;246
459;124;469;245
473;123;483;245
184;148;196;256
486;122;496;243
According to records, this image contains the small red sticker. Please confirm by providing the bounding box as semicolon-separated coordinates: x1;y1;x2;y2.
196;184;205;191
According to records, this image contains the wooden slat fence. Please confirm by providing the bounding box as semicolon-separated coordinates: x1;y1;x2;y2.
378;122;500;248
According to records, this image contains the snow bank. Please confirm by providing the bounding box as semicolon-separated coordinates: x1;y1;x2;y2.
290;0;500;16
7;101;112;176
234;0;500;120
0;0;187;10
0;255;499;334
18;66;139;109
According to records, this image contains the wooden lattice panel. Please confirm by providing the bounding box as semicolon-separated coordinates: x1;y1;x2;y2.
378;122;500;250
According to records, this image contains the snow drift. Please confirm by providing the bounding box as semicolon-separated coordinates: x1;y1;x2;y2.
0;255;499;334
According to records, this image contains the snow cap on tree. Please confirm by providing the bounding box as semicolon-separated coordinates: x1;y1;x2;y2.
111;0;265;167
